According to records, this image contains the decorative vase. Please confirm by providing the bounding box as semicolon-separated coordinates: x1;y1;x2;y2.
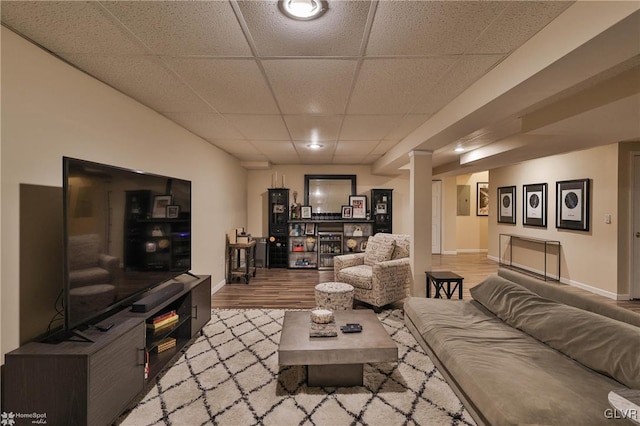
306;242;315;252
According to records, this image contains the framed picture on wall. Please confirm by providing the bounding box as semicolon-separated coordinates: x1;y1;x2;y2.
497;186;516;224
349;195;367;219
151;195;172;218
476;182;489;216
523;183;547;227
556;179;590;231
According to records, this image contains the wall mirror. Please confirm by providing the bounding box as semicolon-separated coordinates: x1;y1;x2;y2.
304;175;356;214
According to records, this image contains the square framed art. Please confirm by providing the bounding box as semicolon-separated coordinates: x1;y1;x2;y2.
556;179;590;231
349;195;367;219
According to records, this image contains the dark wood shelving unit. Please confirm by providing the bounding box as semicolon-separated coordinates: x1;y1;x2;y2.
3;274;211;426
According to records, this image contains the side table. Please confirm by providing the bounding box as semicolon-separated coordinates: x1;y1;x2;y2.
227;240;257;284
425;271;464;299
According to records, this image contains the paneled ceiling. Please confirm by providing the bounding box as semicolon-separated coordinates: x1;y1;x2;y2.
2;1;639;175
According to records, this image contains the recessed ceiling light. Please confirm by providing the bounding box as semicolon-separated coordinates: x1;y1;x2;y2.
278;0;328;20
307;143;323;150
454;147;465;153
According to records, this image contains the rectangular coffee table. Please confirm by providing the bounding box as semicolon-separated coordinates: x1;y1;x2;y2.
278;310;398;387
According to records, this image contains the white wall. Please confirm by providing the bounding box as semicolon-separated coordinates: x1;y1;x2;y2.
488;144;620;298
1;28;247;357
247;165;410;238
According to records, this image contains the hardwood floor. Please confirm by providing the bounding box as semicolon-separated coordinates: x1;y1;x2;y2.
212;253;640;313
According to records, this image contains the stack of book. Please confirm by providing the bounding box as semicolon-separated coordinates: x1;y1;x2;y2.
156;337;177;353
147;310;179;334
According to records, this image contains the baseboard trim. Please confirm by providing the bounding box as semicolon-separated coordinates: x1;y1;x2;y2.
212;279;226;295
456;249;488;254
441;251;458;255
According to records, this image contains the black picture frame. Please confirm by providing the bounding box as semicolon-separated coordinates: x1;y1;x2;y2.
556;178;590;231
151;195;172;218
523;183;547;227
305;223;316;235
166;205;180;219
476;182;489;216
497;186;516;224
341;205;352;219
349;195;367;219
301;205;312;219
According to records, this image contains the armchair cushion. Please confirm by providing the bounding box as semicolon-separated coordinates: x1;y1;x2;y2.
336;265;373;290
364;234;396;266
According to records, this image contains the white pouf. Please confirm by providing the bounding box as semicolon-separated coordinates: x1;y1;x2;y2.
314;282;354;310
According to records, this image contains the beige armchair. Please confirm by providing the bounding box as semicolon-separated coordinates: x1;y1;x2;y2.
334;234;412;310
68;234;118;288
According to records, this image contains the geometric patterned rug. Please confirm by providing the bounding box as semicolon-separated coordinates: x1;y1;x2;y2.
118;309;475;426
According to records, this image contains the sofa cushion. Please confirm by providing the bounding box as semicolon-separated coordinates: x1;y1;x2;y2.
335;265;373;290
405;297;626;426
471;275;640;389
364;234;395;266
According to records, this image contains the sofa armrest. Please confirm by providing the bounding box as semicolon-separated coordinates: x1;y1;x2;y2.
334;253;365;273
372;258;412;291
98;254;119;277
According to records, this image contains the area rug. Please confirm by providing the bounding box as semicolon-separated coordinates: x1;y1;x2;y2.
119;309;475;426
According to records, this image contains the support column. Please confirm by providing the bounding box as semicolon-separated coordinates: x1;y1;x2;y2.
409;151;432;297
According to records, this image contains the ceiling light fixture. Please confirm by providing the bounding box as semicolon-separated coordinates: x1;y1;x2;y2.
307;142;323;150
454;147;465;153
278;0;328;20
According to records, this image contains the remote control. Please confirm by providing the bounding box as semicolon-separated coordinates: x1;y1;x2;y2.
96;323;114;332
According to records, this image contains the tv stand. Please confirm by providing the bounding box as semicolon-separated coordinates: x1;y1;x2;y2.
3;275;211;426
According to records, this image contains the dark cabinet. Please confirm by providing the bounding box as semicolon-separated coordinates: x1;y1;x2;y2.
371;189;393;234
268;188;289;268
3;275;211;426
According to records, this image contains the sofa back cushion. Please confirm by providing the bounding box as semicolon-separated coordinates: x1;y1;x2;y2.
364;234;396;266
498;268;640;327
471;275;640;389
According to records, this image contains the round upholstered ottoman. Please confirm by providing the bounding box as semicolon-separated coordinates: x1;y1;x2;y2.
314;282;354;310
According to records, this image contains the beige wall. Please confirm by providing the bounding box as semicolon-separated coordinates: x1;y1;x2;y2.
1;28;247;357
488;143;621;297
247;165;410;238
455;172;489;252
617;141;640;296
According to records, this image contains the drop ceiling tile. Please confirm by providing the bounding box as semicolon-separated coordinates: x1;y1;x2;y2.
332;155;368;164
163;112;245;140
340;115;403;140
237;0;371;56
251;140;298;156
263;59;357;114
234;153;270;162
210;140;259;155
366;1;505;56
348;58;458;115
411;55;505;114
101;1;251;56
1;1;145;54
362;154;383;164
267;154;303;165
297;154;335;165
61;54;211;113
334;140;378;156
166;58;279;114
283;115;342;141
469;2;573;54
223;114;290;140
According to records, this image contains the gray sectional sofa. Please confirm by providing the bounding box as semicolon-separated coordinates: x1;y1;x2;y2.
404;268;640;425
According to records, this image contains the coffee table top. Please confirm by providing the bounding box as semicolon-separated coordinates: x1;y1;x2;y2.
278;310;397;366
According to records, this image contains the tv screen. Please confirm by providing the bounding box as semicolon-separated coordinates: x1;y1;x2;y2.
63;157;191;331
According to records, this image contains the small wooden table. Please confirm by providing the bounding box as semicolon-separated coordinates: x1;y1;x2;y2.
227;240;256;284
425;271;464;299
608;389;640;425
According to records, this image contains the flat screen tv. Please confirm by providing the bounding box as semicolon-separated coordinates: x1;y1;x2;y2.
63;157;192;333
